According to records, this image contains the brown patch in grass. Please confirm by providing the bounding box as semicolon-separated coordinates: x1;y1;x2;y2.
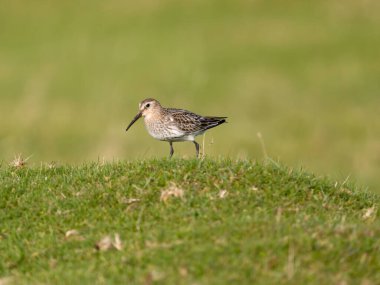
95;234;123;251
160;183;184;203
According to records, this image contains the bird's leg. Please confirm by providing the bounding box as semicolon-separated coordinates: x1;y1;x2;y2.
169;142;174;158
193;141;200;158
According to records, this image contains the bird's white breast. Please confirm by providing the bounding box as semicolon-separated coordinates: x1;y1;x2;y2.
144;118;192;141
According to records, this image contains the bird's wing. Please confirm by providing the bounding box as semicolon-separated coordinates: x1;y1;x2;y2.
167;108;227;134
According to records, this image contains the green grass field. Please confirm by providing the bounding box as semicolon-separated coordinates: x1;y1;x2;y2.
0;0;380;191
1;159;379;284
1;2;380;283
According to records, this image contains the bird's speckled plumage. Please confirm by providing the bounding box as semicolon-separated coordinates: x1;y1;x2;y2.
126;98;227;157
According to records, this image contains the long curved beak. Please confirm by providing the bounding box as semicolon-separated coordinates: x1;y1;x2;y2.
126;111;142;132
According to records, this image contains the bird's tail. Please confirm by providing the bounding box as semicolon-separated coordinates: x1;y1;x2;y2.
201;116;228;130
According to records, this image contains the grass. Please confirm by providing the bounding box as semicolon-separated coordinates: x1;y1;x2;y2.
1;159;379;284
0;0;380;191
1;1;379;283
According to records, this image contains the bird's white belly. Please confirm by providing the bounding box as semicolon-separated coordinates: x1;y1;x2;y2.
144;121;195;142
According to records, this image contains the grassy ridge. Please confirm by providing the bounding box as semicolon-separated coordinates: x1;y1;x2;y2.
0;159;379;284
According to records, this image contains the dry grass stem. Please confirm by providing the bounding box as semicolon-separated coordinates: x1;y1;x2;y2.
362;206;377;220
10;154;32;168
218;190;228;199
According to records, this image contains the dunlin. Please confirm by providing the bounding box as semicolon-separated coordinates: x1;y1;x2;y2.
126;98;227;158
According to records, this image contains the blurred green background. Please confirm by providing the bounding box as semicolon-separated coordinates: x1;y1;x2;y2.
1;0;380;191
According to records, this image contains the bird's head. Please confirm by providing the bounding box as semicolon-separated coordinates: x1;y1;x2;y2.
126;98;161;132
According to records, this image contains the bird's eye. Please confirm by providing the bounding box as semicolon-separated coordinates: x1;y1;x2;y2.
146;103;150;108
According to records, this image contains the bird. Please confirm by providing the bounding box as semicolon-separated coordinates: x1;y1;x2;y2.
125;98;227;158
